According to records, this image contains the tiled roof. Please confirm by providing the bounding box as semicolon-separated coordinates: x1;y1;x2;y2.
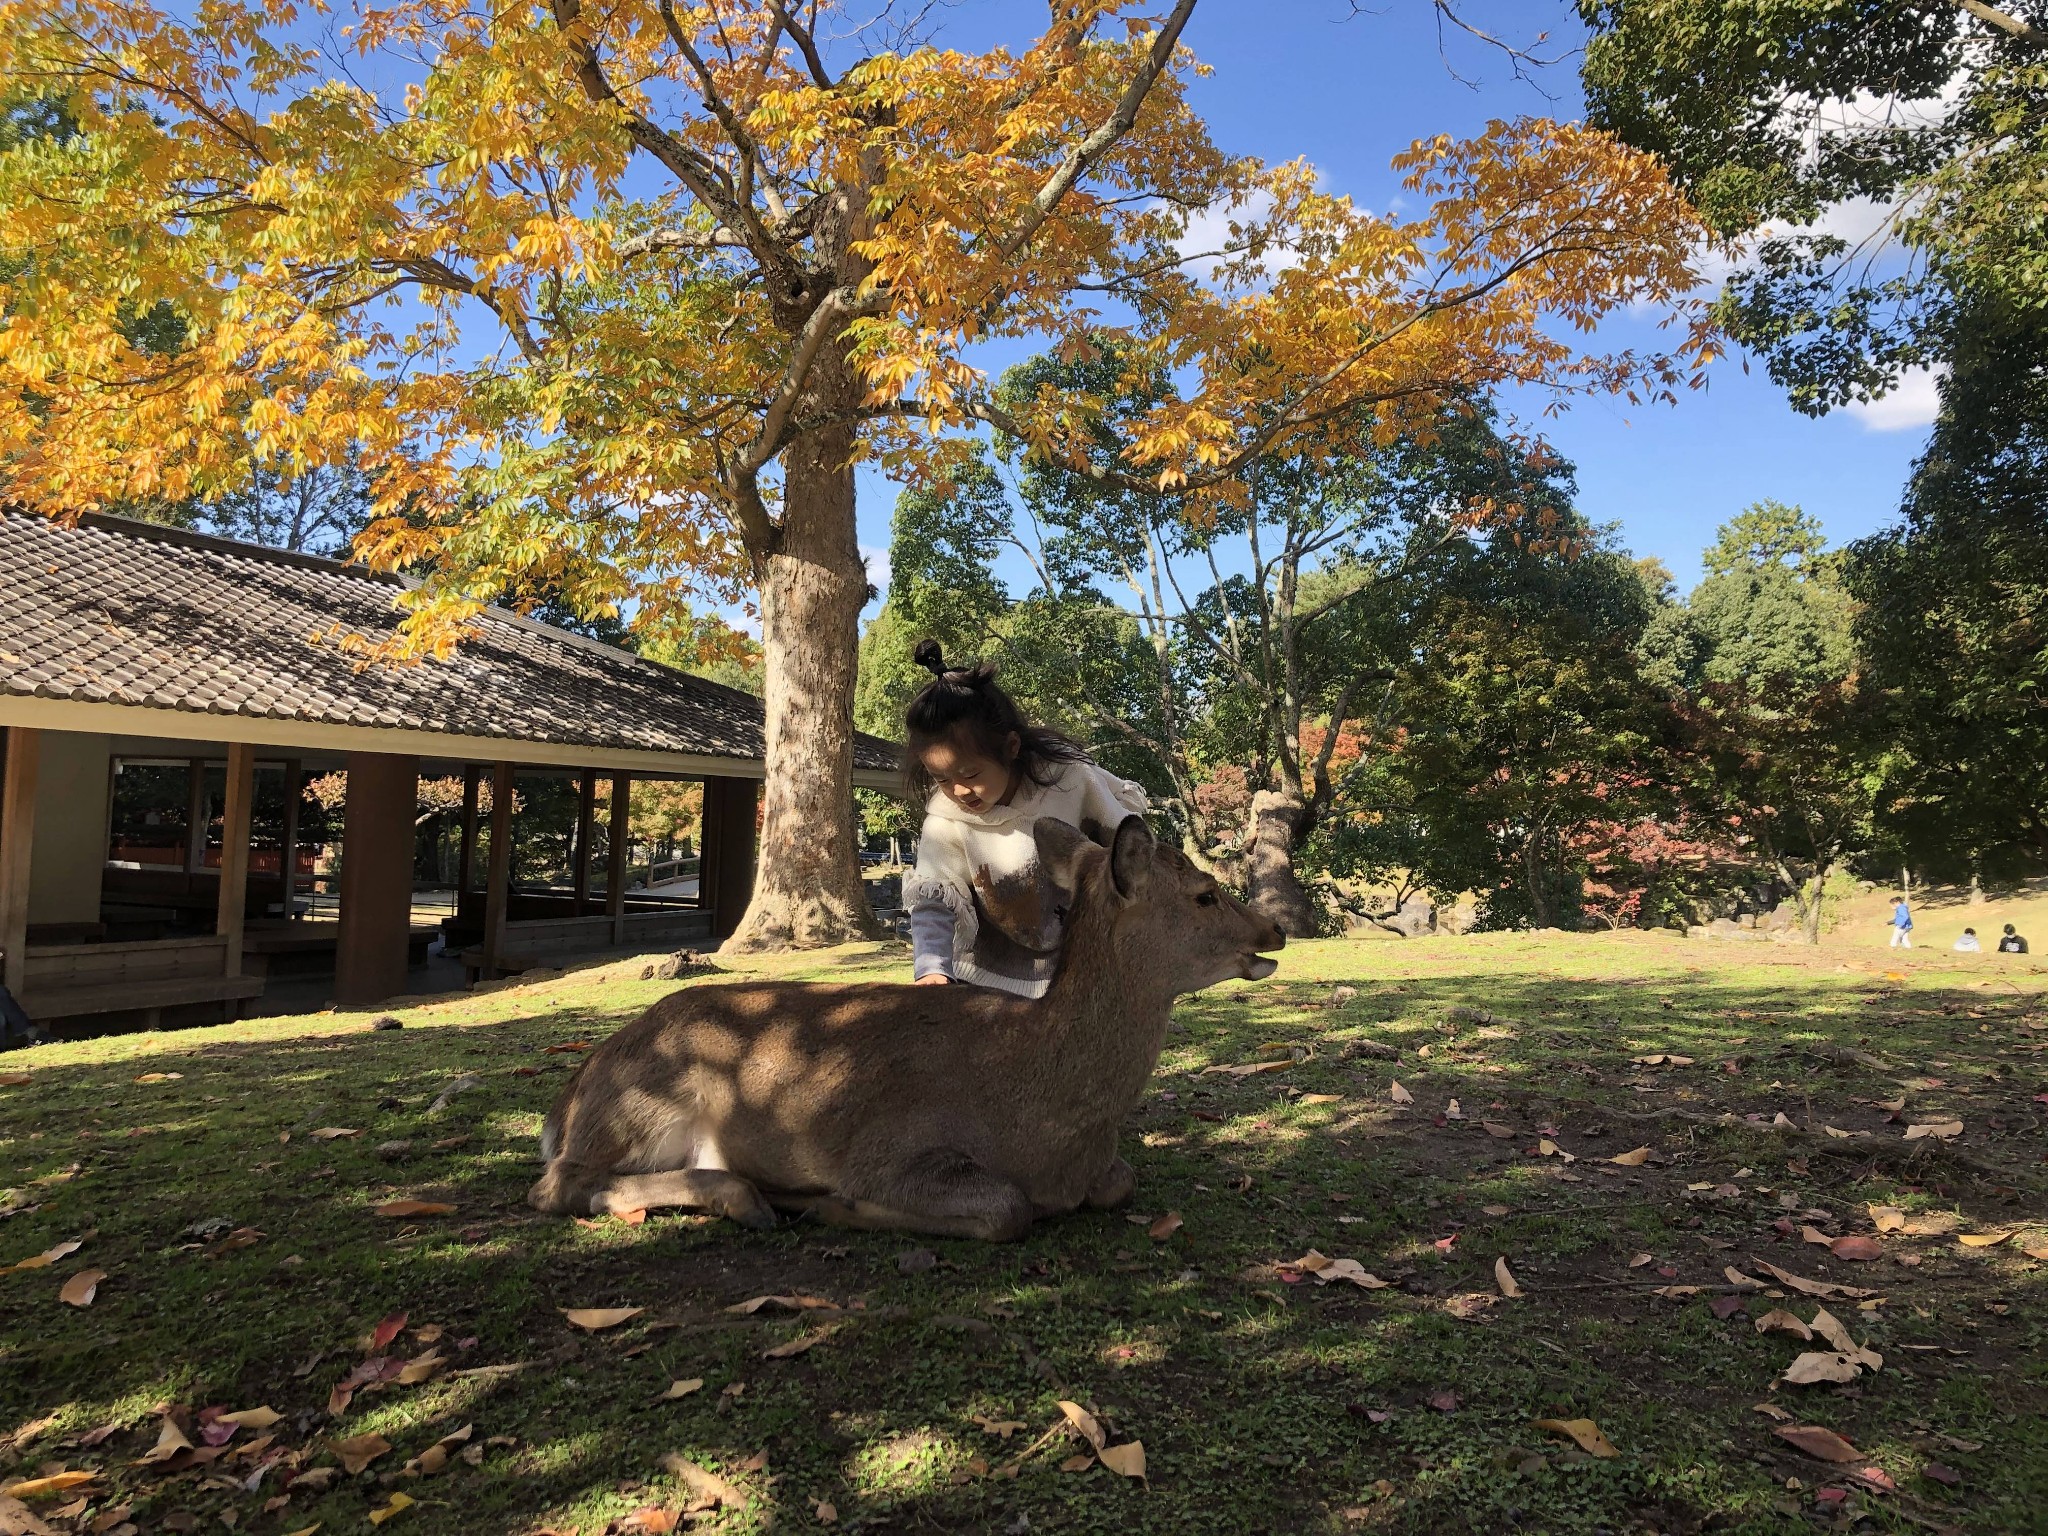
0;510;899;773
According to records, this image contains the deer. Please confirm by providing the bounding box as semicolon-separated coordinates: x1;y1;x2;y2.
527;815;1285;1240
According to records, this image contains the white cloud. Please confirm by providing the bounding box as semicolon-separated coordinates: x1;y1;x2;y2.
1171;188;1303;285
1845;365;1944;432
859;542;892;600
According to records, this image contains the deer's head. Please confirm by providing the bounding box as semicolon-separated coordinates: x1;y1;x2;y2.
1036;815;1284;996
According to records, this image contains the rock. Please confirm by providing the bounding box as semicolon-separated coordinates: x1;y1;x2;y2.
376;1139;413;1161
1340;1039;1400;1062
370;1015;405;1031
183;1216;235;1243
896;1247;938;1275
643;950;709;982
1763;904;1796;933
429;1073;484;1114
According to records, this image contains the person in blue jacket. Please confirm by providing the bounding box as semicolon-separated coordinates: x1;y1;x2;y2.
1889;895;1914;949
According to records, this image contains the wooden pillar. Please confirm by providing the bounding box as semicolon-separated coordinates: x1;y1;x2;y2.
481;762;513;980
0;727;39;998
184;756;208;874
456;765;480;894
699;776;760;941
216;743;256;978
606;773;631;946
279;758;303;920
571;769;596;915
334;752;418;1007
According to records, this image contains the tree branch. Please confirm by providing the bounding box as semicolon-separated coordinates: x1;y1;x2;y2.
1955;0;2042;41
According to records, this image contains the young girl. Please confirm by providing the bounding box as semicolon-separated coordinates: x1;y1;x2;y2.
904;640;1148;997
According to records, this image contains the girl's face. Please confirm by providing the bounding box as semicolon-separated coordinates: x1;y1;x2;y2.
921;731;1021;814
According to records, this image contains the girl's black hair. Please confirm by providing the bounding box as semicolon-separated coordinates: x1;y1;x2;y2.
904;639;1092;803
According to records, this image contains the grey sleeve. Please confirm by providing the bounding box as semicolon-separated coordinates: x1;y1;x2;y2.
908;902;957;979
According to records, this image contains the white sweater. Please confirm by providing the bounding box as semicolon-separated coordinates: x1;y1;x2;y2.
906;761;1150;998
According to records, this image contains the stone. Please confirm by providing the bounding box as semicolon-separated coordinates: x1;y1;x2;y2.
376;1139;413;1161
644;950;708;982
429;1073;483;1114
1386;897;1436;938
370;1015;405;1031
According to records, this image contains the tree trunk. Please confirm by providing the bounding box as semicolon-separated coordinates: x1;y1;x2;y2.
719;366;882;954
1524;832;1553;928
1243;788;1319;938
1802;861;1832;945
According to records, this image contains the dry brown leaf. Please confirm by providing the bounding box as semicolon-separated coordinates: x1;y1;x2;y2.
394;1350;442;1385
1724;1267;1765;1290
1057;1454;1094;1473
1531;1418;1619;1459
1609;1146;1651;1167
1097;1441;1147;1482
135;1417;193;1465
560;1307;642;1331
58;1269;104;1307
658;1454;745;1509
1755;1309;1813;1340
1822;1125;1859;1139
1867;1204;1905;1233
2021;1240;2048;1261
614;1508;679;1534
1830;1235;1884;1261
1494;1257;1523;1299
132;1072;181;1084
1480;1120;1515;1139
657;1379;704;1401
307;1128;362;1141
972;1416;1026;1439
813;1501;837;1525
0;1471;94;1500
1752;1401;1795;1423
1057;1401;1106;1453
330;1433;392;1475
5;1239;81;1274
1628;1253;1654;1268
1774;1424;1860;1462
1903;1120;1963;1140
762;1326;836;1360
404;1425;472;1476
217;1407;281;1431
373;1201;456;1219
1958;1230;2015;1248
1444;1293;1496;1320
723;1294;839;1316
1536;1138;1576;1162
1147;1212;1182;1241
1298;1093;1342;1106
1782;1352;1862;1386
366;1491;414;1525
1388;1080;1414;1105
1751;1259;1874;1300
1278;1251;1388;1288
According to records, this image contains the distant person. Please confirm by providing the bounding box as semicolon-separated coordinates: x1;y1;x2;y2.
1999;923;2030;955
1889;895;1913;949
1954;927;1982;953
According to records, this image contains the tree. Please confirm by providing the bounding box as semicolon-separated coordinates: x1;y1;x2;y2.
1;1;1711;952
1677;500;1854;695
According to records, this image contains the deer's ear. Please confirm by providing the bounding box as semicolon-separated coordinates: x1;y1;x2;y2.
1033;816;1102;891
1108;814;1155;899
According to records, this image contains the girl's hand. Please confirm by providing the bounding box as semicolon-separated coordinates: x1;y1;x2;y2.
913;973;953;986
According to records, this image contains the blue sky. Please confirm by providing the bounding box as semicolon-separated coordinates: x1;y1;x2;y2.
850;0;1933;601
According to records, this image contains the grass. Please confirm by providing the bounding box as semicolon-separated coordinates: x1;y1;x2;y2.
2;930;2045;1535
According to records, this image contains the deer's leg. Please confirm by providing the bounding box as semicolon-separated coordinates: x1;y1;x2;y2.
1083;1153;1136;1210
528;1163;776;1229
792;1151;1035;1241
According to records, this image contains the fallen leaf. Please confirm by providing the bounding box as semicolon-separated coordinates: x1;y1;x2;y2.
1388;1080;1413;1105
58;1269;104;1307
1752;1401;1794;1423
2022;1240;2048;1262
1481;1120;1515;1139
813;1500;838;1525
1057;1401;1106;1453
373;1201;456;1219
1958;1230;2014;1248
1425;1390;1459;1413
613;1508;678;1534
132;1072;182;1084
1628;1253;1654;1268
369;1312;408;1352
1922;1462;1962;1487
658;1379;704;1401
657;1454;745;1508
1867;1205;1905;1233
1494;1257;1523;1299
1708;1295;1747;1320
1057;1454;1094;1473
1724;1267;1765;1290
723;1294;840;1316
762;1326;836;1360
403;1425;473;1476
1277;1251;1388;1289
1903;1120;1963;1140
1755;1309;1813;1340
1751;1259;1874;1300
394;1350;443;1385
307;1128;362;1141
1800;1226;1834;1248
1482;1204;1510;1217
561;1307;642;1331
1774;1424;1860;1462
972;1417;1026;1439
366;1491;414;1525
1531;1418;1619;1459
217;1407;281;1431
1831;1236;1883;1261
330;1434;392;1475
1097;1440;1147;1482
1299;1093;1341;1106
0;1471;95;1499
5;1239;84;1275
1147;1211;1182;1241
1536;1138;1575;1162
1609;1146;1651;1167
1783;1352;1862;1385
1444;1293;1495;1320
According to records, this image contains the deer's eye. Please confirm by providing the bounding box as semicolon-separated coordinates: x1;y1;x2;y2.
1196;891;1219;907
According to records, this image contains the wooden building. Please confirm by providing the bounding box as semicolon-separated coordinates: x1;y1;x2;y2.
0;511;897;1036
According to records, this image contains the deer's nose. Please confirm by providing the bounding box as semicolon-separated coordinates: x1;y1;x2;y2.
1263;922;1286;951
